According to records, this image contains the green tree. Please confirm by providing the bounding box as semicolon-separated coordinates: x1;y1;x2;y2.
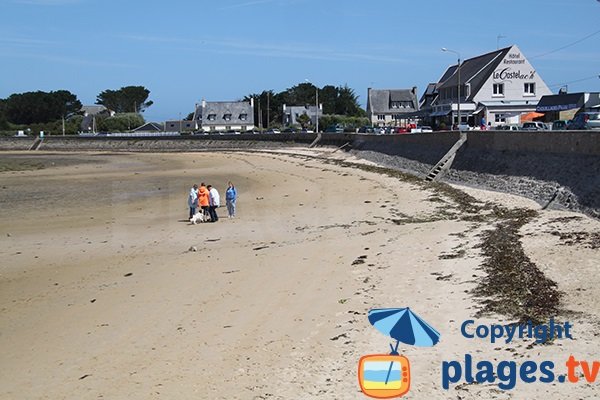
0;99;9;130
97;113;145;132
246;82;366;128
5;90;82;125
296;113;311;129
96;86;153;113
335;85;364;116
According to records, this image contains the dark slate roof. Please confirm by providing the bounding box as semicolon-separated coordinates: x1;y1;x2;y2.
419;83;438;109
197;101;254;126
132;122;164;132
536;92;600;112
368;89;419;114
438;46;511;101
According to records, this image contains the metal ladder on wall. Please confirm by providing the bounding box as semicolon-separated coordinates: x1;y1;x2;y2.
425;132;467;182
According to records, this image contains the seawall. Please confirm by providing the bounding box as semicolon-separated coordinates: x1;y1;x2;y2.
1;131;599;216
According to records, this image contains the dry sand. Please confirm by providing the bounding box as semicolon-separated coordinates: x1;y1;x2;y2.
0;150;598;399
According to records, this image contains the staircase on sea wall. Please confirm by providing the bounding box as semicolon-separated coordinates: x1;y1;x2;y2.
29;137;43;151
425;132;467;182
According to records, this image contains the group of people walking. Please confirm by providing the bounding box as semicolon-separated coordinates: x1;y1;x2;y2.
188;181;237;223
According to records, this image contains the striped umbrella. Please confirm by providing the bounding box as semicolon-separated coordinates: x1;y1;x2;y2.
368;307;440;347
368;307;440;385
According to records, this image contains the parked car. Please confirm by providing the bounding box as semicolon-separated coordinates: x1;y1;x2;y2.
411;126;433;133
300;129;314;134
496;124;519;131
567;112;600;130
265;128;281;134
282;128;298;133
521;122;549;131
358;126;375;133
324;125;344;133
551;120;569;130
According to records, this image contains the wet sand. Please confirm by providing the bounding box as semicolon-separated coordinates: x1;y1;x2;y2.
0;150;598;399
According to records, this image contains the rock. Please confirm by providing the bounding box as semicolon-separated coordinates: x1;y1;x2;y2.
189;246;198;252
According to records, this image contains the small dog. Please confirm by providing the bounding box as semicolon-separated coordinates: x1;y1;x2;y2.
190;210;209;224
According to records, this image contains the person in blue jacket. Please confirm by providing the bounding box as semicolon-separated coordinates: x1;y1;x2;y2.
225;181;237;218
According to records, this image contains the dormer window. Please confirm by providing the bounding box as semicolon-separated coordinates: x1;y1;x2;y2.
224;113;232;121
239;113;247;121
390;101;412;109
208;114;216;121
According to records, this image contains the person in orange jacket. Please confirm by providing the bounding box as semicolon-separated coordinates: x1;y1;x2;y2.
198;182;210;219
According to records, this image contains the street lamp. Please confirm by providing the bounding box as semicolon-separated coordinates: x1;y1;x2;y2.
442;47;461;130
305;79;320;133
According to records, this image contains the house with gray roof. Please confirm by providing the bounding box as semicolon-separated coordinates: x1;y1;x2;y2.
79;105;115;133
366;88;419;127
282;104;321;127
430;44;552;128
192;99;255;133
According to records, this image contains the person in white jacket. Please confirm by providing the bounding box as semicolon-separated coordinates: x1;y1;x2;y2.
187;184;198;219
207;185;220;222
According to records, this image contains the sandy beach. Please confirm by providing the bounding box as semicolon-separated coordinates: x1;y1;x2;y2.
1;150;599;399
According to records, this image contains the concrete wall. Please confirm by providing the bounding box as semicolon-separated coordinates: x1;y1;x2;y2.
20;134;315;152
2;131;598;214
0;137;36;150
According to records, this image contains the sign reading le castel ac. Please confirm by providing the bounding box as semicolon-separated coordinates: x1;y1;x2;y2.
493;52;535;82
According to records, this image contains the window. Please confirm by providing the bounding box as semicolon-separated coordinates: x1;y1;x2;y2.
208;114;216;121
495;114;506;123
524;83;535;96
377;115;386;121
493;83;504;96
239;113;247;121
391;101;411;109
224;113;232;121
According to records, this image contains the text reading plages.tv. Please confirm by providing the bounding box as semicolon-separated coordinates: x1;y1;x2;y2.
442;319;600;390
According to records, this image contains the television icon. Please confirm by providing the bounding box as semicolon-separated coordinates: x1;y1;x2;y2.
358;354;410;399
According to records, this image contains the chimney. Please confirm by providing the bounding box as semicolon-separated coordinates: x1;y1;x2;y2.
202;99;206;108
250;97;254;108
412;86;417;95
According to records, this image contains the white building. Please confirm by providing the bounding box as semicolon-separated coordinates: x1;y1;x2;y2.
430;45;552;128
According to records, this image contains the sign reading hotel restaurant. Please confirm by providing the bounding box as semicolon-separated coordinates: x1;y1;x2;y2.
493;52;536;82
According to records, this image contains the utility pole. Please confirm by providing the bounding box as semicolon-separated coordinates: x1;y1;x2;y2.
267;91;270;129
442;48;461;130
316;86;319;133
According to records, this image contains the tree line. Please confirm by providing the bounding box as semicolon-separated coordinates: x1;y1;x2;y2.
0;86;153;134
0;82;369;134
243;82;367;129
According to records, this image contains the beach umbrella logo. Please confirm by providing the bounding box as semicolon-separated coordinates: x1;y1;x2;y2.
358;307;440;399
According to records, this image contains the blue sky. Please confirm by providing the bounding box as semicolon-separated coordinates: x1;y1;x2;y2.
1;0;599;122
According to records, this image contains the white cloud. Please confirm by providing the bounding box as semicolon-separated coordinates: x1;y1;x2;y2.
119;34;410;64
12;0;83;5
0;50;137;68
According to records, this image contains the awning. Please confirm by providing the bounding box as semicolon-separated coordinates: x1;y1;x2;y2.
536;93;584;112
521;112;544;121
430;110;450;117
